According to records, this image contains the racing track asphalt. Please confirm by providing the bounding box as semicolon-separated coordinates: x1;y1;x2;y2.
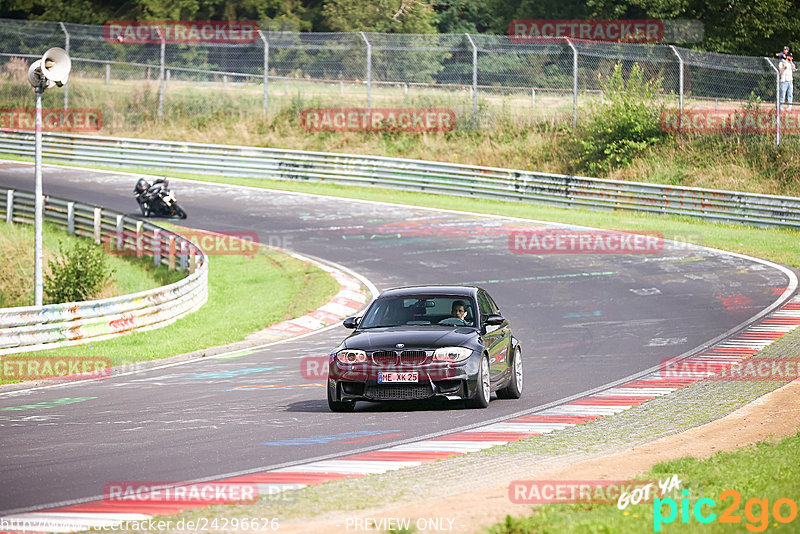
0;162;794;514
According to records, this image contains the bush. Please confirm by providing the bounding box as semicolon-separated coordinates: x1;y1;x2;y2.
44;239;113;304
576;63;670;174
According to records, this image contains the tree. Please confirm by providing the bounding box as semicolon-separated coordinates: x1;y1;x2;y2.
322;0;437;33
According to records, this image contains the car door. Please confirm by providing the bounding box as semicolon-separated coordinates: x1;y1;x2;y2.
478;290;511;384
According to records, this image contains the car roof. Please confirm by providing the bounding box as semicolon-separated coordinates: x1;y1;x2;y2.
376;285;479;299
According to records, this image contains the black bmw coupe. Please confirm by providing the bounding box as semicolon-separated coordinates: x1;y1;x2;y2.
327;286;523;412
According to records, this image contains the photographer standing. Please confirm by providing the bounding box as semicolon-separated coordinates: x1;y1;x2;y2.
780;52;797;110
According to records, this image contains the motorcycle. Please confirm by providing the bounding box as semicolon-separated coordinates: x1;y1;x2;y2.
133;178;187;219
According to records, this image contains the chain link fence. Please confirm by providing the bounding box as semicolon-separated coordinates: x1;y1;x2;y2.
0;18;790;144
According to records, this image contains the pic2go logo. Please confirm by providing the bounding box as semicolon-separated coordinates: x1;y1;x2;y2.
654;489;798;532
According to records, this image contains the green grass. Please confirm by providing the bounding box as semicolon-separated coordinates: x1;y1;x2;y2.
0;220;178;308
491;431;800;533
12;245;340;369
5;73;800;196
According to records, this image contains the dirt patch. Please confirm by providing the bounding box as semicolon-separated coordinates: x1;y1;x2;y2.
278;378;800;534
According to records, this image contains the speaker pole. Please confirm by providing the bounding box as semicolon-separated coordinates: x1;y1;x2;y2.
34;81;44;306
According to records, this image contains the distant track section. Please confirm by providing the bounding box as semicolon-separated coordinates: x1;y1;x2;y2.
1;131;799;229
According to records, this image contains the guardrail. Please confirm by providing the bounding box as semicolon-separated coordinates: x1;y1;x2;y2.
0;187;208;355
1;131;800;229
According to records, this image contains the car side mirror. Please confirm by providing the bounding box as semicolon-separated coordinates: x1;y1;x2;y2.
483;313;505;326
343;316;360;329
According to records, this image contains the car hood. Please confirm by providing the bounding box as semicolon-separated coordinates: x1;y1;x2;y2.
343;326;478;351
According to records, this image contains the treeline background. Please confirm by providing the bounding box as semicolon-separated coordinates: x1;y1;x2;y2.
1;0;799;57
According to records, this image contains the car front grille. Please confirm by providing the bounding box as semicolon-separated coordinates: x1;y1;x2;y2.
364;384;434;401
371;350;398;365
400;350;428;364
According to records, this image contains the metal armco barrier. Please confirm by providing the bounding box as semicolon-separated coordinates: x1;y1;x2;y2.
0;187;208;355
1;131;800;229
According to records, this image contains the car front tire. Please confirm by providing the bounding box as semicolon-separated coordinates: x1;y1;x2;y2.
497;346;523;399
327;382;355;412
466;355;490;409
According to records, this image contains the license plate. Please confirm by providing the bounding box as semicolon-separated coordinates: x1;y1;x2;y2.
378;372;418;383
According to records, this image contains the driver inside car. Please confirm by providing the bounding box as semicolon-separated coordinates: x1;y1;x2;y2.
439;300;471;326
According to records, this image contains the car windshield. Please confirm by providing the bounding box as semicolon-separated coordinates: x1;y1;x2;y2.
359;295;476;328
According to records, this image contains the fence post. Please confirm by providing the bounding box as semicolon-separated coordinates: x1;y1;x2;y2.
93;207;102;244
115;214;123;249
765;57;780;146
6;190;13;224
360;31;372;111
153;228;161;266
566;38;578;128
59;22;70;110
156;26;165;118
189;246;196;274
67;201;75;234
105;63;110;85
136;220;143;257
168;235;176;270
669;45;684;124
258;30;269;112
180;240;188;270
465;33;478;118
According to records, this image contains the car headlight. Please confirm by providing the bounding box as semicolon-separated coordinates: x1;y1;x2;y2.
336;349;368;364
432;346;472;363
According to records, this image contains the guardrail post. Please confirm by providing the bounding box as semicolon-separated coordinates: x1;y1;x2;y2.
189;246;196;274
93;207;102;244
153;228;161;266
59;22;70;111
168;235;176;270
136;220;143;257
360;31;372;111
180;240;188;270
765;57;781;146
258;30;269;112
565;38;578;128
67;202;75;234
5;190;13;224
465;33;478;118
115;214;123;250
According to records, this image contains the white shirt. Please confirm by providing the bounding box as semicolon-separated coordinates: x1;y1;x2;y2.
780;59;796;82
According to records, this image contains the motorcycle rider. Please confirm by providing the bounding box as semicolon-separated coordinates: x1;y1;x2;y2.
133;177;168;216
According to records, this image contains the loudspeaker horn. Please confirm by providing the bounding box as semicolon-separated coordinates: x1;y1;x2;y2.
40;47;71;87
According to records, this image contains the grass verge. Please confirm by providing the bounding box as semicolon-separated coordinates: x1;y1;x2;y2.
491;430;800;533
0;220;180;308
5;245;340;375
